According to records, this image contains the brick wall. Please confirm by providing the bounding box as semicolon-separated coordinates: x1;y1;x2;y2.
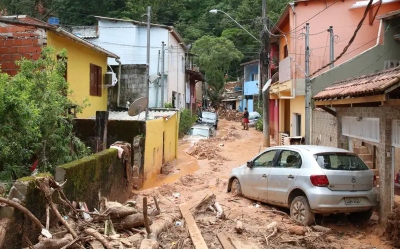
0;23;45;75
312;108;338;147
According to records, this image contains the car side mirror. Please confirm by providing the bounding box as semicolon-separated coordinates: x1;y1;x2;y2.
247;161;253;168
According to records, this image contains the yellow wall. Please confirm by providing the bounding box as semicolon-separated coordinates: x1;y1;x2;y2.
144;114;178;181
290;96;305;136
46;31;108;118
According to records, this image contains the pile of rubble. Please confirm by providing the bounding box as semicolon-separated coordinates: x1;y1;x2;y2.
186;140;226;161
386;206;400;245
210;130;241;142
0;177;178;249
217;109;243;122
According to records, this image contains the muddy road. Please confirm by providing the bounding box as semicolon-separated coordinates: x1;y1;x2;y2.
136;119;395;249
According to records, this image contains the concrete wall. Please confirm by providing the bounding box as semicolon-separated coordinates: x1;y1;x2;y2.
312;109;338;147
315;106;400;222
108;64;147;109
290;96;305;136
0;22;44;76
47;31;109;118
144;113;178;182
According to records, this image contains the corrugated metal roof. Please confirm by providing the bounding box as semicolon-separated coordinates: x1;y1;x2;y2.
314;66;400;100
90;110;178;121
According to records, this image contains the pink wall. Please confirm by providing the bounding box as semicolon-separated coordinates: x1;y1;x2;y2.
279;0;400;78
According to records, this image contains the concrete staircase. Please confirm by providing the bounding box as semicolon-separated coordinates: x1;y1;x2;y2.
353;146;379;177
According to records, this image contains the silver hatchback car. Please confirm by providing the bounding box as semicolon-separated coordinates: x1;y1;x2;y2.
227;145;378;225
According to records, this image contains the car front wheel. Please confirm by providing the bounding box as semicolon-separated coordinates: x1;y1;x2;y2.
231;178;242;196
290;196;315;226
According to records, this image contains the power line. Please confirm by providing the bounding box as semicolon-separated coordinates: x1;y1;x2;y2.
310;0;373;77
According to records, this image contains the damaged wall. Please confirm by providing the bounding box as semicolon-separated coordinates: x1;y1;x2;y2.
55;148;133;210
108;64;147;110
0;22;45;76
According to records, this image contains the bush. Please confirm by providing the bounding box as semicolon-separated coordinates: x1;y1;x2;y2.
256;118;263;131
164;102;173;108
179;109;197;137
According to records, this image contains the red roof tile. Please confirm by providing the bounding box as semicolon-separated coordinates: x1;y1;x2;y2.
313;66;400;100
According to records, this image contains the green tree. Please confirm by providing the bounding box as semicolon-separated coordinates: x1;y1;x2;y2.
191;35;243;109
0;47;89;181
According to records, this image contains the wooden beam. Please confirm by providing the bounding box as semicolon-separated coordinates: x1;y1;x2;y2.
179;203;208;249
319;106;337;117
216;233;235;249
382;99;400;106
369;0;382;25
314;94;386;107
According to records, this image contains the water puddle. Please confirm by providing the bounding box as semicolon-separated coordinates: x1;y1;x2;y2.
142;140;199;189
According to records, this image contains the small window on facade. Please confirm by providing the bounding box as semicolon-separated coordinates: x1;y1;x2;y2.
90;64;102;97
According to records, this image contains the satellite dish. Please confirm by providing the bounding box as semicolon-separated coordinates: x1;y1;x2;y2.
128;97;148;117
262;79;272;93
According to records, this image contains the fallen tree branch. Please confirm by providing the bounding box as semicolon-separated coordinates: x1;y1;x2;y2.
59;235;81;249
22;234;73;249
0;197;44;230
265;222;278;246
143;197;151;237
256;209;292;219
84;228;112;249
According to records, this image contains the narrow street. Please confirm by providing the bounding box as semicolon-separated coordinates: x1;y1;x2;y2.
135;119;394;249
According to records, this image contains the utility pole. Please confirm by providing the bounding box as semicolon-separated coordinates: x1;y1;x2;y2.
161;41;165;108
156;49;160;107
305;23;311;145
328;26;334;68
145;6;151;120
261;0;270;147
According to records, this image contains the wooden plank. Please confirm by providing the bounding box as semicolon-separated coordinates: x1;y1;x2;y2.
216;233;235;249
179;203;208;249
315;94;386;107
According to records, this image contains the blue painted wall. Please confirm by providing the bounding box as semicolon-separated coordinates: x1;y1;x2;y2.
244;80;258;95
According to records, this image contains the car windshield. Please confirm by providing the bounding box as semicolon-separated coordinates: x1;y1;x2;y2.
188;128;210;137
202;112;216;120
313;153;369;171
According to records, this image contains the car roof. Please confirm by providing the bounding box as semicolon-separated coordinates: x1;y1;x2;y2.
269;145;351;154
191;124;212;129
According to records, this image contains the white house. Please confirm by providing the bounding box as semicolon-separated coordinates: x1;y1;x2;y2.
71;16;188;109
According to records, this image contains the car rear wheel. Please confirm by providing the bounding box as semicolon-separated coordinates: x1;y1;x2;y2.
231;178;242;196
290;196;315;226
348;209;373;223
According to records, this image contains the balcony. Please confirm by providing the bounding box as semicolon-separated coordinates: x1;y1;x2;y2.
270;56;294;98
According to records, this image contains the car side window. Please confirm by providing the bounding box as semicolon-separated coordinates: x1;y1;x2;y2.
254;150;277;168
276;150;302;168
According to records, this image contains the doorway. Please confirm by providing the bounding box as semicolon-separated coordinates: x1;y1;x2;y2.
292;113;301;136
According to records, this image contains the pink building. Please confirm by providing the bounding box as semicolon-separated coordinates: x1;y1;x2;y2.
269;0;400;144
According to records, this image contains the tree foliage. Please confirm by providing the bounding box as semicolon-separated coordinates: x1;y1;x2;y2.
0;47;89;181
192;36;243;108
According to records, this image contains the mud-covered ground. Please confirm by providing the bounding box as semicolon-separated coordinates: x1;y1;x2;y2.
136;119;398;249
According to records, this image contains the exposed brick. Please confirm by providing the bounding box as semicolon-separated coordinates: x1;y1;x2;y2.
22;54;32;59
1;62;15;70
22;39;33;46
12;54;21;61
0;47;9;54
27;46;40;53
7;69;18;76
18;47;28;53
31;53;40;60
13;39;23;46
2;54;12;61
4;40;13;47
32;39;39;46
8;47;18;53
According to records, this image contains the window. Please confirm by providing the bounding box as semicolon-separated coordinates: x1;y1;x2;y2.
90;64;102;97
251;73;259;81
254;150;277;167
277;150;302;168
314;153;369;171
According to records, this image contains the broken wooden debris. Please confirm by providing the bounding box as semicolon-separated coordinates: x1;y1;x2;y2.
216;232;235;249
214;202;225;219
311;225;331;233
180;203;208;249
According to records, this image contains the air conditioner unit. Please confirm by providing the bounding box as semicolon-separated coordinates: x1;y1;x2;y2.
104;72;117;87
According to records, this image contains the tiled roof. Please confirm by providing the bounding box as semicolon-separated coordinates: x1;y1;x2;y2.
225;81;242;92
313;66;400;100
89;110;177;121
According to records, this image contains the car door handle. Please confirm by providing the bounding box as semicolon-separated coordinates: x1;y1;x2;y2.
287;175;294;179
262;174;267;178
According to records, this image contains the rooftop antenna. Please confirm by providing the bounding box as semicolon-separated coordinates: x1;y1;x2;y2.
128;97;149;120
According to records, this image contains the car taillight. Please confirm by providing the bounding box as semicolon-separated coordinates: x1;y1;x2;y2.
373;175;377;187
310;175;329;187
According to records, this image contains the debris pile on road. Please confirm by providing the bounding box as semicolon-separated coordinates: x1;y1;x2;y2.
218;109;243;122
186;140;227;161
0;177;180;249
386;206;400;245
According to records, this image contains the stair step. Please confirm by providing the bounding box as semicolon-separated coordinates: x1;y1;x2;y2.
354;146;369;154
365;161;374;169
359;153;373;162
371;169;380;176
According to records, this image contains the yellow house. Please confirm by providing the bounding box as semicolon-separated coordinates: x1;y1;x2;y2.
47;29;120;118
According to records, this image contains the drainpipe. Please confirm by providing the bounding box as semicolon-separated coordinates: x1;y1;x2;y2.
116;58;122;107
